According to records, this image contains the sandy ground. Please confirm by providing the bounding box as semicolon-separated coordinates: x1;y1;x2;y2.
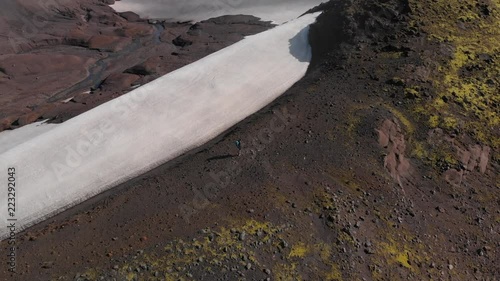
0;0;499;280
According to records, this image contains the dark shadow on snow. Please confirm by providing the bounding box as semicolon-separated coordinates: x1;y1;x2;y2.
288;25;312;63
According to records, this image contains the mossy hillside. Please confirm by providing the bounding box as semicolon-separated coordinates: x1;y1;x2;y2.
410;0;499;158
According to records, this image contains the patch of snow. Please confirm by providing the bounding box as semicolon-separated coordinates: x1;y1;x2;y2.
61;97;75;103
111;0;326;24
0;13;319;240
0;120;58;155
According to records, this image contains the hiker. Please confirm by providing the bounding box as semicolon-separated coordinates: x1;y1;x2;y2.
235;140;242;156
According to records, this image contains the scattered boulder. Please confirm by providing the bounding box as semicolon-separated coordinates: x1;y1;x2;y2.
88;35;132;52
101;73;140;91
386;77;406;86
63;28;92;47
172;36;193;47
116;23;154;37
119;12;141;22
125;57;160;76
376;118;411;187
0;116;18;131
101;0;115;4
18;112;43;126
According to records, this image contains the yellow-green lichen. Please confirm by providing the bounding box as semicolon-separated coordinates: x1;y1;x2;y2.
409;0;500;155
383;104;415;134
289;243;309;258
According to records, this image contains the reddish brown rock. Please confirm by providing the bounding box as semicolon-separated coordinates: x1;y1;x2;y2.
376;118;411;187
125;57;161;75
119;11;142;22
444;169;464;186
0;116;18;130
101;73;140;91
17;112;43;126
72;92;92;104
64;28;92;47
88;35;132;52
478;146;490;174
117;23;154;38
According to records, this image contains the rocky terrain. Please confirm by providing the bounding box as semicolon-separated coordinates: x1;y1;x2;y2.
1;0;499;280
0;0;272;130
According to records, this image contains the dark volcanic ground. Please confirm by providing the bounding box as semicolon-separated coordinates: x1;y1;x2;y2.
1;0;499;280
0;0;272;130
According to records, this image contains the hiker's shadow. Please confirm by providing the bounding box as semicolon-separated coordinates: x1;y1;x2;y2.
206;154;235;162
